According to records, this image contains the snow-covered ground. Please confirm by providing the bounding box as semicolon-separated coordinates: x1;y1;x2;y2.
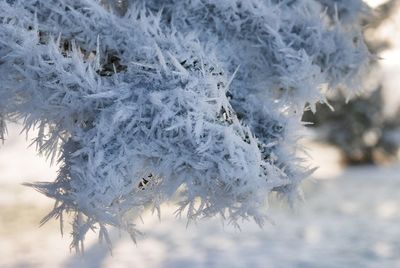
1;123;400;268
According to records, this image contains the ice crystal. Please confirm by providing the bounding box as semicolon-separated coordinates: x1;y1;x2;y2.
0;0;370;251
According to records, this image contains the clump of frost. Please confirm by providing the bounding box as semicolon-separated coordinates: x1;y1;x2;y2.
0;0;370;251
316;0;370;24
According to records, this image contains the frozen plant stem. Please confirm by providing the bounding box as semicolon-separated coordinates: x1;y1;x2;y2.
0;0;370;252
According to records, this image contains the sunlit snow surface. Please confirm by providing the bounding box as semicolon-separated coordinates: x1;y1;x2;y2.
1;123;400;268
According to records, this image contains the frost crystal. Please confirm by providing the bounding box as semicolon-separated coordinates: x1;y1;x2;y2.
0;0;370;251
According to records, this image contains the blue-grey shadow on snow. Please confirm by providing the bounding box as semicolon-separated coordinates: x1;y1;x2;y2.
61;229;119;268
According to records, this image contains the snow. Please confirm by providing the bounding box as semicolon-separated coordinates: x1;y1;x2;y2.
1;124;399;267
0;0;400;268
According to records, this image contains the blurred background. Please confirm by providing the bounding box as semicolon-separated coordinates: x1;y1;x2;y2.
1;0;400;267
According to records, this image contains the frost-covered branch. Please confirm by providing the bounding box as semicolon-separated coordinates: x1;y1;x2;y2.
0;0;370;251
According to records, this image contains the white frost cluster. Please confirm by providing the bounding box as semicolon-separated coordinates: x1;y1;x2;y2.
0;0;370;251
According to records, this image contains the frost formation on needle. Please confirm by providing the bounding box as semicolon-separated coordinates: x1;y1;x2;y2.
0;0;370;251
